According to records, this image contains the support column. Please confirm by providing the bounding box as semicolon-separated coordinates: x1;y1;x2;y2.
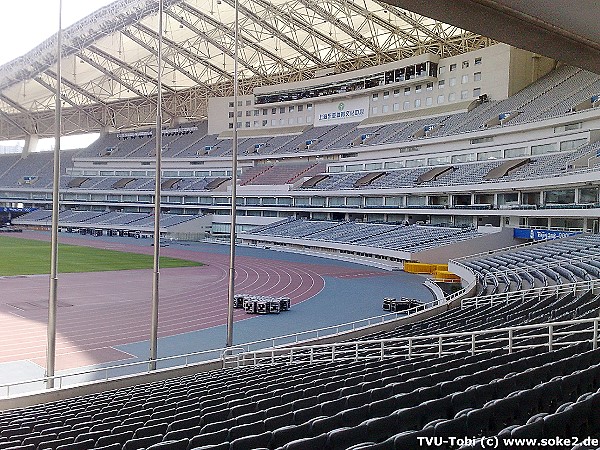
23;134;39;157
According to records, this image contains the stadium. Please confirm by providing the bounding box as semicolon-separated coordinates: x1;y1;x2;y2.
0;0;599;449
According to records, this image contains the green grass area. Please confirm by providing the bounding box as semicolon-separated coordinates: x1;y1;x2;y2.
0;235;202;276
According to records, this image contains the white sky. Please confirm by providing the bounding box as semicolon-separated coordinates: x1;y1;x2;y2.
0;0;116;65
0;0;116;151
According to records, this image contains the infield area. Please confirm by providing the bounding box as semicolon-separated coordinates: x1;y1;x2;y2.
0;234;201;276
0;231;434;389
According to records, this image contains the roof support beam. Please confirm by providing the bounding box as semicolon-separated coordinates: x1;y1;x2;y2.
231;2;321;65
293;0;383;56
223;0;356;61
175;2;295;74
87;45;177;95
127;22;233;86
33;75;106;128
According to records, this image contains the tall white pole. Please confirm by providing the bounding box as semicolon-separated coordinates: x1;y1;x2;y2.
150;0;164;371
46;0;63;389
226;0;240;348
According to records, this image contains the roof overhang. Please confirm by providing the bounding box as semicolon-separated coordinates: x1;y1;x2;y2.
382;0;600;74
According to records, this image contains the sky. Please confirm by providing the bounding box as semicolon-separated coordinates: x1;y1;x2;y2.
0;0;116;151
0;0;116;66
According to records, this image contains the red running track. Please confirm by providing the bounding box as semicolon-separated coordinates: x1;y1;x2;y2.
0;232;388;370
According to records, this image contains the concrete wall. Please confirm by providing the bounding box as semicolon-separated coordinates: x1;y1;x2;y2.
415;227;518;264
509;47;556;96
0;360;223;411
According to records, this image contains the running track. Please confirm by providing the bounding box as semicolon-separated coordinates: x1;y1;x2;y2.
0;232;395;371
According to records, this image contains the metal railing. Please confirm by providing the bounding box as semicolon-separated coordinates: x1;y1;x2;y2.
226;316;600;368
0;347;244;399
461;279;600;308
237;295;447;352
474;250;600;281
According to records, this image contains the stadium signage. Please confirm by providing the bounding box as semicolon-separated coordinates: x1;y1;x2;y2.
315;97;369;124
318;102;365;121
513;228;581;241
0;207;36;213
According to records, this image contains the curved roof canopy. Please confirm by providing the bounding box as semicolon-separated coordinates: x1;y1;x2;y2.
0;0;492;139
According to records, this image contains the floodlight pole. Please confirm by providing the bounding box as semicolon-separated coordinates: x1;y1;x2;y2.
149;0;164;371
46;0;63;390
226;0;240;348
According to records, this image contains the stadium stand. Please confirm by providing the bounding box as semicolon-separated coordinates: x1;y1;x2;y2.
0;233;600;449
247;219;483;253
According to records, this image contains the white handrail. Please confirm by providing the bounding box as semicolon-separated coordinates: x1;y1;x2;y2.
238;295;447;352
461;278;600;308
227;316;600;367
0;346;245;398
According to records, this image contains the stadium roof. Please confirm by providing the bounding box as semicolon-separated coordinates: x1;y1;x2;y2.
0;0;493;140
390;0;600;76
1;0;598;141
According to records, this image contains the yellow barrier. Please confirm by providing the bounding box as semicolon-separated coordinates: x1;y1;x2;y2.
404;262;461;283
433;270;462;282
404;262;448;274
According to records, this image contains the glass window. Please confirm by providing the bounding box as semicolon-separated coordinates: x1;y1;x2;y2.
461;74;469;84
531;143;559;155
474;57;482;65
473;87;481;97
438;66;446;74
415;85;422;93
462;60;469;69
449;77;456;87
477;150;502;160
372;93;379;100
437;94;445;104
404;87;411;96
461;90;469;100
505;147;528;158
298;105;303;112
426;97;433;106
474;72;482;81
383;91;390;99
448;92;456;101
414;99;421;107
449;63;457;71
393;103;400;111
560;138;587;151
426;82;433;91
403;101;410;110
